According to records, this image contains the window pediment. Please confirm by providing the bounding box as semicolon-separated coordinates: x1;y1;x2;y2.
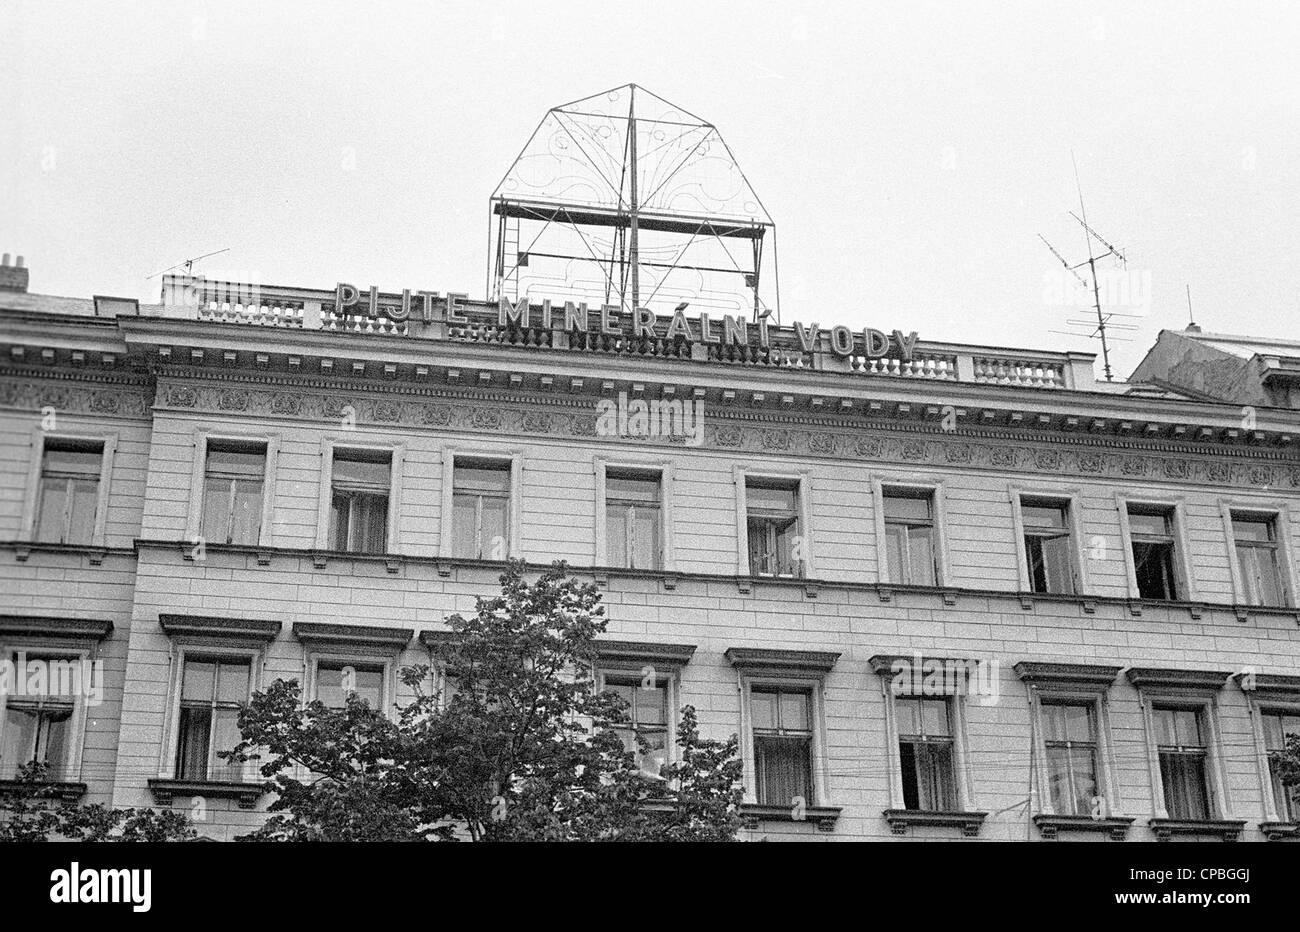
158;613;280;642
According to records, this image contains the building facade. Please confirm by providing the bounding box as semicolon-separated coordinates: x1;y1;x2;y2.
2;263;1300;841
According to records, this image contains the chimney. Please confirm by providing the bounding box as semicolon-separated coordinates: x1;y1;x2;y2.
0;254;29;293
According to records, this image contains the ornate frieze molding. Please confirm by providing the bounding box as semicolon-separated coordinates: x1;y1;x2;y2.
0;371;153;418
3;370;1297;490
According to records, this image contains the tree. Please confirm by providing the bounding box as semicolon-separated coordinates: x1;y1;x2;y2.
228;560;743;841
1270;730;1300;810
0;763;196;842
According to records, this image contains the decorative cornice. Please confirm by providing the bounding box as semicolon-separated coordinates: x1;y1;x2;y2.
592;640;697;667
1239;672;1300;696
0;615;114;640
2;367;1297;490
869;653;977;675
158;613;281;642
1014;661;1123;688
0;374;152;418
1125;667;1233;692
292;621;413;648
139;375;1300;491
725;647;840;673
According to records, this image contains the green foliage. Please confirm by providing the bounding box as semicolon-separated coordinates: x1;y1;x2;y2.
1270;731;1300;793
227;560;743;841
0;763;196;842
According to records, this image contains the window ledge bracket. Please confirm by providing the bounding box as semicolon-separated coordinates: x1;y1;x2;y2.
1148;817;1246;842
1260;821;1300;841
0;779;88;801
148;778;264;810
883;808;988;837
1033;813;1134;840
739;803;841;830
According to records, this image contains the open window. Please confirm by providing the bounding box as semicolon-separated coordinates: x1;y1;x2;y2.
727;647;840;830
1015;662;1131;839
870;653;987;837
1126;667;1244;841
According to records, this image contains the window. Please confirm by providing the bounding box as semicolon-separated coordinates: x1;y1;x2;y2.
452;461;511;559
746;479;801;577
604;676;669;777
604;471;661;570
202;441;266;545
750;687;813;807
1263;711;1300;822
1233;514;1285;607
1128;506;1178;600
1021;499;1075;594
1041;701;1099;817
175;657;250;782
329;449;391;553
34;441;102;545
1153;706;1211;820
883;489;937;586
896;696;956;811
0;653;75;780
316;662;384;710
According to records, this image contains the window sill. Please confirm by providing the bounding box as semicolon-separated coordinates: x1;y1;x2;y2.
1259;821;1300;841
0;779;88;801
148;778;264;810
739;803;841;831
883;808;987;836
1148;817;1246;841
1033;813;1134;840
2;540;126;565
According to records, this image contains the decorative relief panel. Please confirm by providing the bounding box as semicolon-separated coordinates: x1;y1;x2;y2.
3;372;1296;491
0;373;152;418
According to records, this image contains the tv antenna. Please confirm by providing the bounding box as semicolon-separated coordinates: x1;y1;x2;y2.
148;247;231;280
1038;156;1134;381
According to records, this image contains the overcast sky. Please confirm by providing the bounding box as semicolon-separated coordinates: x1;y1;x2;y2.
2;1;1297;377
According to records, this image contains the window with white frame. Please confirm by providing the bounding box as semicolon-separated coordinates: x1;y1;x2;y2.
201;440;266;545
602;674;670;777
175;656;251;782
745;478;802;577
604;470;662;570
750;686;814;807
329;448;391;553
34;440;103;545
1262;710;1300;822
451;460;511;559
1020;497;1076;595
882;488;938;586
1127;668;1238;836
871;654;985;832
1232;513;1286;607
1152;705;1212;820
315;660;385;710
593;641;694;781
895;696;956;810
1040;700;1100;817
0;652;78;780
726;647;838;819
1127;504;1179;600
1016;661;1124;830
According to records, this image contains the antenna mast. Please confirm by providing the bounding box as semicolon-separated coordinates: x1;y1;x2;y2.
148;247;231;280
1037;156;1130;381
